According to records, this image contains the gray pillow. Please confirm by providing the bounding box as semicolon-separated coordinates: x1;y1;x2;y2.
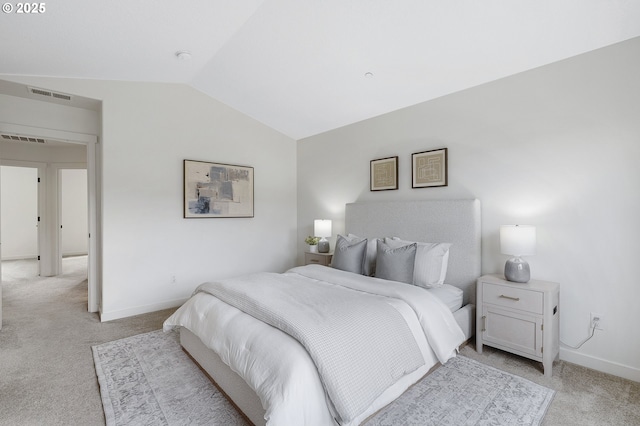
347;233;378;276
375;240;416;284
331;235;367;275
385;237;452;288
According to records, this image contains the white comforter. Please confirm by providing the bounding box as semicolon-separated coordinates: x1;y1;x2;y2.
163;265;465;426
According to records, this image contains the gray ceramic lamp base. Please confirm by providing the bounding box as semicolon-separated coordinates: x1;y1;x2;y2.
318;239;330;253
504;257;530;283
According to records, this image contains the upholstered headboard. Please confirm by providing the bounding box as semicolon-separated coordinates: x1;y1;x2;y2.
345;199;481;306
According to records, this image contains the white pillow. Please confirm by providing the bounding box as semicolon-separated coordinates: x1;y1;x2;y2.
346;233;378;276
384;237;451;288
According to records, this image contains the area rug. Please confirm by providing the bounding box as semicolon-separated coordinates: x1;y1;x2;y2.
365;355;555;426
93;330;554;426
92;330;248;425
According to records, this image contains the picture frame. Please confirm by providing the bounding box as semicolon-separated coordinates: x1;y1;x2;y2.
184;159;254;218
411;148;448;188
370;156;398;191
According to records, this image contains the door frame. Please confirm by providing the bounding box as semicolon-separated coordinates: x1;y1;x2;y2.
0;122;100;313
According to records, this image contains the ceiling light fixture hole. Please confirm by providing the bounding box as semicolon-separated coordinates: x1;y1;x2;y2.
176;51;192;61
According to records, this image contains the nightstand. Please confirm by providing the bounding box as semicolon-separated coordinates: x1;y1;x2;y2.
476;274;560;377
304;251;333;266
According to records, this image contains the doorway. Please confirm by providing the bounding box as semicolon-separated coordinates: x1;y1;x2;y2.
59;168;88;275
0;164;43;277
0;83;101;329
0;133;99;326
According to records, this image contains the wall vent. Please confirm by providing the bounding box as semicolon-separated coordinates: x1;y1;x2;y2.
1;133;46;143
28;86;73;101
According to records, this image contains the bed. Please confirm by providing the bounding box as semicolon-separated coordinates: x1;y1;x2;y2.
164;199;481;426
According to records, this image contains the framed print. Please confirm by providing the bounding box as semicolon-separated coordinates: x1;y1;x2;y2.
412;148;448;188
370;156;398;191
184;159;254;218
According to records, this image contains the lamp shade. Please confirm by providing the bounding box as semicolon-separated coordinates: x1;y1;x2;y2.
314;220;332;238
500;225;536;256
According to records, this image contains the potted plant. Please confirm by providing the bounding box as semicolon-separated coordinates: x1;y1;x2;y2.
305;236;320;253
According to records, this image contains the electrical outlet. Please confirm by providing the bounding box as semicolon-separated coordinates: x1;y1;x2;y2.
170;274;177;284
590;313;604;331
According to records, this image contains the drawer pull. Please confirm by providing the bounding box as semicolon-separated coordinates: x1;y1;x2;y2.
499;295;520;301
482;315;486;332
309;259;320;263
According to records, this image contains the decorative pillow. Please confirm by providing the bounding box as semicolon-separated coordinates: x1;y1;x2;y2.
331;234;368;275
347;233;378;276
375;240;417;284
385;237;451;288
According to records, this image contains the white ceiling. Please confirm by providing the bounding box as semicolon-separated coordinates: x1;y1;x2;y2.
2;0;640;140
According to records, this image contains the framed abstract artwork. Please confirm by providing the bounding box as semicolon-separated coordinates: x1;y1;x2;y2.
184;159;254;218
411;148;448;188
370;156;398;191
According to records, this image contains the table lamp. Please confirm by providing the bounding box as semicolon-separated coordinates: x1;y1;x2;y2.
314;220;332;253
500;225;536;283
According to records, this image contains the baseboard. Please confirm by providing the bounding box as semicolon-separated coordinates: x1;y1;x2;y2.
62;252;88;257
99;298;188;322
560;348;640;382
1;254;87;261
1;255;37;261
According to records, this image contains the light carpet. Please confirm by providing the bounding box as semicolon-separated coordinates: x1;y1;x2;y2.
93;330;554;426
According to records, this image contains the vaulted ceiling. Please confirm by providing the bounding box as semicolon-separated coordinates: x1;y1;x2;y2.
2;0;639;139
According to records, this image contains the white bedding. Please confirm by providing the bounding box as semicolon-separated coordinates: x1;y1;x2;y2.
163;265;465;426
428;284;463;312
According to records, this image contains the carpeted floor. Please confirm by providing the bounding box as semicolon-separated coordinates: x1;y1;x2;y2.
1;257;640;425
459;344;640;425
0;257;174;426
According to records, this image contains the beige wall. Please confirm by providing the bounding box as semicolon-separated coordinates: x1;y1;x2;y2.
297;38;640;380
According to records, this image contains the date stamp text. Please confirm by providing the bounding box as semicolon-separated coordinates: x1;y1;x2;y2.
3;3;46;13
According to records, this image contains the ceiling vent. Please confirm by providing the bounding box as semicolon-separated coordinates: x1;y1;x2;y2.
1;133;46;143
0;132;76;146
28;86;73;101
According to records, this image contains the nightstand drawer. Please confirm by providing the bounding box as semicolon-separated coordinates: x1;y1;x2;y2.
304;252;332;266
483;283;543;315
